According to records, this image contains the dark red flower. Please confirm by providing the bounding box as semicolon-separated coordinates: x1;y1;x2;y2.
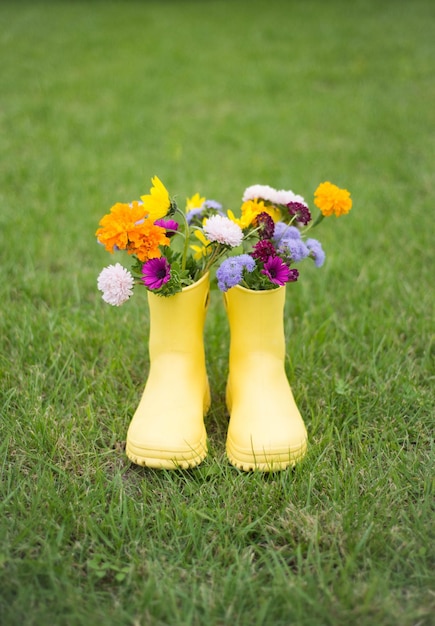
254;212;275;239
287;202;311;226
251;240;276;262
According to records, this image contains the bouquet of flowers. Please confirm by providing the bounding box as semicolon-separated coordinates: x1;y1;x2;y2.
96;177;352;305
96;176;243;304
214;180;352;292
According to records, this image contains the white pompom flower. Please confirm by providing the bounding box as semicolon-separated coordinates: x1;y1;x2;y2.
242;184;307;207
97;263;134;306
242;184;277;203
273;189;307;206
203;215;243;247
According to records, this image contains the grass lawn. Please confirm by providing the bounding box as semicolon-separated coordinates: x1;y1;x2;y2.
0;0;434;624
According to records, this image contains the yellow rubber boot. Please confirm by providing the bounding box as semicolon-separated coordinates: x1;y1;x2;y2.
126;273;210;469
224;285;307;471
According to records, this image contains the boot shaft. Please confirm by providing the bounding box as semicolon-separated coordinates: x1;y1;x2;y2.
147;272;209;358
224;284;286;360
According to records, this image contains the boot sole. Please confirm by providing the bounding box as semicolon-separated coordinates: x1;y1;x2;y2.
125;435;208;470
226;436;307;472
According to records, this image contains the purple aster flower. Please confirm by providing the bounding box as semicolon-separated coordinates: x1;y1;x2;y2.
141;257;171;289
252;240;276;262
273;222;301;246
287;201;311;225
238;254;256;271
306;238;326;267
154;218;179;237
254;212;275;240
279;237;310;262
203;199;224;212
187;201;225;225
186;207;204;224
261;256;293;286
216;254;255;292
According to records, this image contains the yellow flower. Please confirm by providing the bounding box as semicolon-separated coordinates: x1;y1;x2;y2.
314;182;352;217
226;209;244;228
262;204;281;222
190;230;211;260
140;176;171;221
186;193;206;212
232;200;281;229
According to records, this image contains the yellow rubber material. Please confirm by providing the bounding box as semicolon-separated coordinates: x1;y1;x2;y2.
224;284;308;471
126;273;210;469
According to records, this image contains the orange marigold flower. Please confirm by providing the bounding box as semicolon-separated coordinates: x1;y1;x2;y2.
96;201;147;252
127;220;170;262
96;200;169;261
314;182;352;217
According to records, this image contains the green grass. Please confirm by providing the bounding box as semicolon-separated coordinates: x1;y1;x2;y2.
1;0;434;624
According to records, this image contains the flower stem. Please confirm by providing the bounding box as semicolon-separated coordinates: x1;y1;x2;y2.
304;212;324;233
177;207;191;272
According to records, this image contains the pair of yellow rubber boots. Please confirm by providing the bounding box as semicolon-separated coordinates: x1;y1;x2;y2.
125;273;307;471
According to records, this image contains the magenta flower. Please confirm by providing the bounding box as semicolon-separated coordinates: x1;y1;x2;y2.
154;218;179;237
142;257;171;289
261;256;294;286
